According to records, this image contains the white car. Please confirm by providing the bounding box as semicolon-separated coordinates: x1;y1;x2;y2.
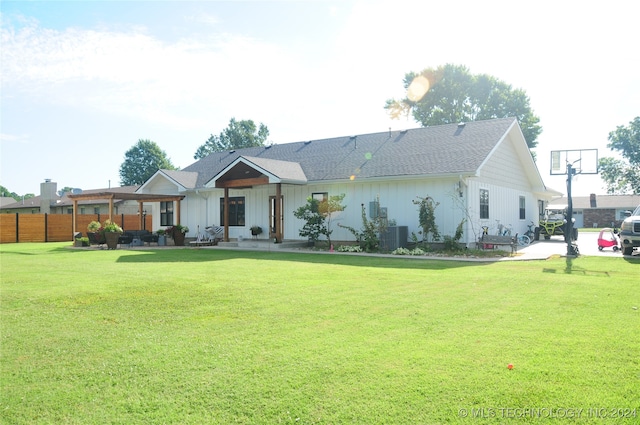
620;204;640;255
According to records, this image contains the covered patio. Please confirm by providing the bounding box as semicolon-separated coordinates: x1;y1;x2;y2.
67;190;185;233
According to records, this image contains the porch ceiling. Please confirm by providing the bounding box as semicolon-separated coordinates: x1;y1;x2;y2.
210;156;307;188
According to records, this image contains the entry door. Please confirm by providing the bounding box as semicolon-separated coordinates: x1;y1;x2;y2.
269;196;284;238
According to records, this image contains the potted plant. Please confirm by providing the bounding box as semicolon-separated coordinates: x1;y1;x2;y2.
87;221;105;245
74;235;89;247
156;228;167;246
101;220;123;250
167;224;189;246
250;225;263;238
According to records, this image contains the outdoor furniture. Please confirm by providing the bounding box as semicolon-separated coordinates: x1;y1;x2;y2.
118;234;133;248
122;230;157;246
189;225;223;246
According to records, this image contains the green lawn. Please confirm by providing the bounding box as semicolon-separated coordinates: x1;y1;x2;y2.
1;243;638;424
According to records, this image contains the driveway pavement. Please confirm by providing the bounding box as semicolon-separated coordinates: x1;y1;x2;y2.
516;230;639;260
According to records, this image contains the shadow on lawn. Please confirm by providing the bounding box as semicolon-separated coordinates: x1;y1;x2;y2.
111;248;489;270
542;256;614;277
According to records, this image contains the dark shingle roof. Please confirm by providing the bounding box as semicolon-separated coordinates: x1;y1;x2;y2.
182;117;518;188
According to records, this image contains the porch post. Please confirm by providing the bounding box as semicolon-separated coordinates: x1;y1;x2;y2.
138;201;144;230
108;196;114;222
224;187;229;242
275;183;282;242
72;199;78;234
176;197;181;226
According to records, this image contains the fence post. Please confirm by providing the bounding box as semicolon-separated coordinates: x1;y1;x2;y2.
45;213;48;242
15;213;19;243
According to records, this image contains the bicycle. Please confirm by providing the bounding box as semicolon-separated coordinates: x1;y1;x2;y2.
517;233;531;247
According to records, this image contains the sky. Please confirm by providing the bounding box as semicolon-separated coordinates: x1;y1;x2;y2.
1;0;638;198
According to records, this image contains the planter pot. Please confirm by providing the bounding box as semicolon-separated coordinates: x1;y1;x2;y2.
104;232;120;250
173;231;185;246
158;235;166;246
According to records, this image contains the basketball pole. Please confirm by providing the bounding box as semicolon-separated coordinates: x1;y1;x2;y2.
566;163;579;256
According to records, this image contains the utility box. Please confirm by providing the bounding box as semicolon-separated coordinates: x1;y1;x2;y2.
369;201;380;218
379;226;408;251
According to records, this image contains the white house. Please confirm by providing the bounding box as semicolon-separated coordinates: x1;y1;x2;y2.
136;117;557;247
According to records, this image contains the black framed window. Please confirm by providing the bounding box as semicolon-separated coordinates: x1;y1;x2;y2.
480;189;489;219
519;196;526;220
312;192;328;202
220;197;245;226
160;201;174;226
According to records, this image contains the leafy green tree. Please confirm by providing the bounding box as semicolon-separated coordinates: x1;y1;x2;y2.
293;197;325;244
194;118;270;159
119;139;177;186
57;187;74;196
598;117;640;194
293;194;346;247
385;64;542;149
0;186;33;201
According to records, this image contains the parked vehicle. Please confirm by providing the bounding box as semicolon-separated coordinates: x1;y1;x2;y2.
535;206;578;242
597;228;620;252
619;205;640;255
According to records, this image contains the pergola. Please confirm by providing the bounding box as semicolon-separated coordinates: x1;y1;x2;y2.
67;191;185;232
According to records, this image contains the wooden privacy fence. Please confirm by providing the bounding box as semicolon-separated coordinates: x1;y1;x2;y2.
0;214;152;243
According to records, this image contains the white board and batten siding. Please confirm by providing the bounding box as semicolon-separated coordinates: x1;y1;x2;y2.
470;134;541;240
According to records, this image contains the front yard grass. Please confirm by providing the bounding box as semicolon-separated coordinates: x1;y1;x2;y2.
1;243;638;424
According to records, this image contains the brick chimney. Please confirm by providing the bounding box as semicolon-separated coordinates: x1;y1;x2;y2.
590;193;597;208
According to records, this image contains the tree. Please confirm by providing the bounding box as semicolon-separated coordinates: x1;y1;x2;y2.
58;187;74;196
0;186;33;201
119;139;177;186
598;117;640;194
293;194;346;247
194;118;270;159
385;64;542;150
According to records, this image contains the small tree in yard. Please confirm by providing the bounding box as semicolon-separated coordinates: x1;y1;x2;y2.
294;197;324;244
413;196;440;242
294;194;345;247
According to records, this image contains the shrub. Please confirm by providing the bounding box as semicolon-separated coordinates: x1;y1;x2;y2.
337;245;362;253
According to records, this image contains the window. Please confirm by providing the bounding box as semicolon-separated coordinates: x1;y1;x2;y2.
67;208;73;214
94;207;100;214
312;192;328;202
220;197;245;226
160;201;174;226
479;189;489;219
519;196;526;220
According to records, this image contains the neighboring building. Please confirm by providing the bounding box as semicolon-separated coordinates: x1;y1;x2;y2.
133;117;559;246
549;194;640;228
1;180;147;216
0;197;19;208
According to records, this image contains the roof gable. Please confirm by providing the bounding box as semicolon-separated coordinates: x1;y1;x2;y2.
207;156;307;188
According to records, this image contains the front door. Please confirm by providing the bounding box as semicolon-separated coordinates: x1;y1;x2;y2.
269;195;283;239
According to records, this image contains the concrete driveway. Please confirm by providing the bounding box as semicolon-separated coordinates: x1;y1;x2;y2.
517;230;639;259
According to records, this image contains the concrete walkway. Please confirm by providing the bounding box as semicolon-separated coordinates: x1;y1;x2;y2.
101;230;638;261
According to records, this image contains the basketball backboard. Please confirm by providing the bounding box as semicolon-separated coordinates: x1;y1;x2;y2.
550;149;598;175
